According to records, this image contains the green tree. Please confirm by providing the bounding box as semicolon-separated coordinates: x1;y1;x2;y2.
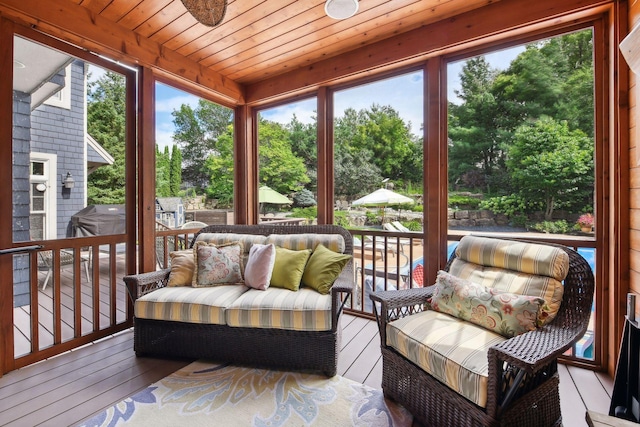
506;117;593;220
258;119;310;194
156;145;171;197
287;115;317;179
87;71;126;204
204;125;234;207
349;104;415;181
172;100;233;191
333;108;383;197
169;144;182;196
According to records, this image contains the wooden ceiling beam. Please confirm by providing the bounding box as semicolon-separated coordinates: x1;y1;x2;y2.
245;0;611;104
0;0;245;104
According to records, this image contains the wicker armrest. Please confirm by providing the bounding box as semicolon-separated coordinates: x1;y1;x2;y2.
123;268;171;302
370;286;434;311
489;322;586;374
370;286;435;346
331;261;355;294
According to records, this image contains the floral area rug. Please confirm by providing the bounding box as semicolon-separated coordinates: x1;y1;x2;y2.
78;360;413;426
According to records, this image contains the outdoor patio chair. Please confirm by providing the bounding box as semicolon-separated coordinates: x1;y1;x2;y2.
382;223;413;252
392;221;423;245
38;249;90;290
371;236;595;427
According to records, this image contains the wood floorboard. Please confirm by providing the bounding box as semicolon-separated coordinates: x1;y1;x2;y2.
0;341;134;413
343;331;381;384
337;319;378;375
51;359;189;427
596;370;614;396
364;357;383;389
568;365;611;415
0;313;614;426
559;364;588;427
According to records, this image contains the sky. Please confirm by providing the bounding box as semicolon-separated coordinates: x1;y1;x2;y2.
90;45;525;150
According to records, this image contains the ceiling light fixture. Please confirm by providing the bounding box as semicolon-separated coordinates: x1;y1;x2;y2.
325;0;359;20
181;0;227;27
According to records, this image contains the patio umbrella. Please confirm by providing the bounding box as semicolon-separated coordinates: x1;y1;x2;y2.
259;185;292;204
352;188;414;207
352;188;414;223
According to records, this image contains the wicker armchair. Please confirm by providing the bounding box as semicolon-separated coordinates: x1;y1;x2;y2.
370;237;594;427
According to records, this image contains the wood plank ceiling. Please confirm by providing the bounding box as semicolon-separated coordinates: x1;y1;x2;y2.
73;0;496;87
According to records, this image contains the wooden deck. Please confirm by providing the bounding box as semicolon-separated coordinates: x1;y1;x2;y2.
0;313;613;427
13;249;128;359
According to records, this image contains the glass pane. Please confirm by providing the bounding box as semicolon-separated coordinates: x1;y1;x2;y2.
446;29;596;362
257;98;317;223
12;33;131;361
13;35;128;243
32;162;44;176
332;71;424;313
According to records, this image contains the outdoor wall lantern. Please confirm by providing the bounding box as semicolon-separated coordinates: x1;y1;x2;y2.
62;172;75;189
325;0;359;20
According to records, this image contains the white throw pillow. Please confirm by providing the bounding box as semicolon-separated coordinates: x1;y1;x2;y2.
243;243;276;290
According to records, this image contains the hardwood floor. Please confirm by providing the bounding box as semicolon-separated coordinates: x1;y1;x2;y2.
0;314;613;427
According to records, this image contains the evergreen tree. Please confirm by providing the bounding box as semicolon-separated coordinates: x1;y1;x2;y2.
87;72;126;204
169;144;182;196
155;145;170;197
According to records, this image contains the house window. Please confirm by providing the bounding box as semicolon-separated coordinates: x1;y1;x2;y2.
43;64;71;110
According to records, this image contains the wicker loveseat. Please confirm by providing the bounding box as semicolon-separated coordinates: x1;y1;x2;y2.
370;235;594;427
124;224;354;377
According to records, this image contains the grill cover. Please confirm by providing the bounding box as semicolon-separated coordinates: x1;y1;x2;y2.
71;204;126;236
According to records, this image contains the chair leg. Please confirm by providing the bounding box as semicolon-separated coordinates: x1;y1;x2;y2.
42;268;52;291
83;259;91;283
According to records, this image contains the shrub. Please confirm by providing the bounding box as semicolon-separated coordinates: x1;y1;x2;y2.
530;220;571;234
366;211;381;225
479;194;539;216
291;206;317;221
402;220;423;231
448;194;482;210
293;189;317;207
334;211;350;228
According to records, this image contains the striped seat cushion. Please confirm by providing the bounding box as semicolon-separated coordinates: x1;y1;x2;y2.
135;285;249;325
387;310;507;408
265;233;346;254
226;288;332;331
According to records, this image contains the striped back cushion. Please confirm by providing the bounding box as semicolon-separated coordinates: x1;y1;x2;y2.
450;239;567;325
265;233;346;254
455;235;569;281
387;310;507;408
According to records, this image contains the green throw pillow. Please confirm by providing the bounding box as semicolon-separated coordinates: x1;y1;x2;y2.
302;244;351;294
270;247;312;291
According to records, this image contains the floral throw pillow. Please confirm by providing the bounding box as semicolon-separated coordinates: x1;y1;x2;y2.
192;241;244;287
429;270;544;338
